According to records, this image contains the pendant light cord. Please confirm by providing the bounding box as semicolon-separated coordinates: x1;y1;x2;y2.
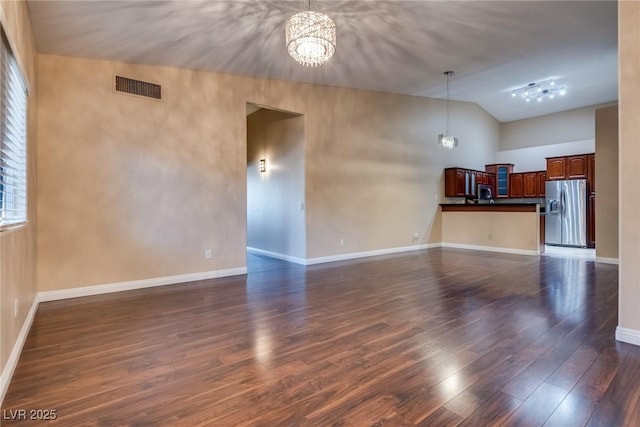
445;71;453;135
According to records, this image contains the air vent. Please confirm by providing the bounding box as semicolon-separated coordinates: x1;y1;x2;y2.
115;76;161;100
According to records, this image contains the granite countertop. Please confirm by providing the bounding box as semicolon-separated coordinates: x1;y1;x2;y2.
440;203;542;213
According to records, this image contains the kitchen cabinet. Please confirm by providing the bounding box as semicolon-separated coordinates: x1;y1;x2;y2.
567;154;588;179
546;154;592;180
488;174;496;195
546;157;566;180
523;172;537;197
445;168;496;198
509;173;524;198
588;153;595;191
485;164;513;198
537;171;546;197
588;192;596;248
444;168;466;197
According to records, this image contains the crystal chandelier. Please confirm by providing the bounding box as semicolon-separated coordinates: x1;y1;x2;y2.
438;71;458;149
285;1;336;67
511;78;567;102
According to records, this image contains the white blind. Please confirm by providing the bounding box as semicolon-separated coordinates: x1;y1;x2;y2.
0;33;27;227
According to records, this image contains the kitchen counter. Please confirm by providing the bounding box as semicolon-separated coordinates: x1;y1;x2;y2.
440;203;540;213
440;203;543;254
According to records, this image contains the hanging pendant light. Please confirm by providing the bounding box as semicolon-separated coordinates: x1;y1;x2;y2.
285;0;336;67
438;71;458;149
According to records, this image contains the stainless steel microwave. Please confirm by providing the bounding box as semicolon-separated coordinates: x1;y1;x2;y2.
477;184;492;200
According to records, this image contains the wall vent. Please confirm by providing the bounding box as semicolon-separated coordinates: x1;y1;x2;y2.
115;76;161;100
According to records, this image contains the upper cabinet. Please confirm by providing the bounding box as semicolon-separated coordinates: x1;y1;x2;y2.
509;173;524;198
511;170;546;198
444;167;495;198
537;171;546;197
546;154;592;180
485;164;513;198
588;153;595;192
567;154;588;179
546;157;567;180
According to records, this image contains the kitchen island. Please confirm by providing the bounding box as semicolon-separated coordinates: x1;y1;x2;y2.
440;203;544;255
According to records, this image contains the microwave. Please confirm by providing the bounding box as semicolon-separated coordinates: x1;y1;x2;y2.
477;184;493;200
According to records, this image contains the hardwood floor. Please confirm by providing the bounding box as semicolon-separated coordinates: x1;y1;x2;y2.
2;248;639;426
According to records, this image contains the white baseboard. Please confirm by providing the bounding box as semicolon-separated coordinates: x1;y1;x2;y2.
0;295;39;406
596;257;619;265
305;243;439;265
616;326;640;346
441;242;538;256
38;267;247;302
247;247;307;265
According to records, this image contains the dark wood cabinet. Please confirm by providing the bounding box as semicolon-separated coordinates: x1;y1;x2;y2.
488;173;496;196
444;168;495;198
537;171;546;197
588;153;595;192
567;154;588;179
480;172;489;185
588;192;596;248
509;173;524;198
485;164;513;198
546;157;566;180
546;154;592;180
523;172;537;197
444;168;466;197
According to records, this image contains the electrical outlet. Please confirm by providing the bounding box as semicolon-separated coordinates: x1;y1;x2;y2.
413;232;419;242
13;298;18;318
488;233;493;241
204;249;212;260
339;239;344;246
299;202;305;211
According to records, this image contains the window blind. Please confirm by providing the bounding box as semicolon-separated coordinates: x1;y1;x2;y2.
0;32;27;227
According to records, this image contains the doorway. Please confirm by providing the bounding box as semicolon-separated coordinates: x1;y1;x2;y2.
245;103;306;267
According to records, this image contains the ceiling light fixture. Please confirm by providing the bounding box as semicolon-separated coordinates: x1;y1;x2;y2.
511;78;567;102
285;0;336;67
438;71;458;149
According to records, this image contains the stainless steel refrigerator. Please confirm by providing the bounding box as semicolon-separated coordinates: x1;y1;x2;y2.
545;179;587;247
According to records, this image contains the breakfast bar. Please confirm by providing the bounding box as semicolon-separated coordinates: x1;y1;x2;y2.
440;203;544;255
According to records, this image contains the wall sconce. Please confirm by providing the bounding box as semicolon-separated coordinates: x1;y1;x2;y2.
259;159;266;173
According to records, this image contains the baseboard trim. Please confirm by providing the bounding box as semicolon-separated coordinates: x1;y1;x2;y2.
247;247;307;265
305;243;439;265
596;257;619;265
0;295;39;406
441;242;538;256
616;326;640;346
38;267;248;302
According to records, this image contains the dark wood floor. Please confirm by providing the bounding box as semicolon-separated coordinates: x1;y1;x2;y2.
2;249;639;426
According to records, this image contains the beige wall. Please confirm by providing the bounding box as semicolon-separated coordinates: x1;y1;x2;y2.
247;109;306;259
618;1;640;334
442;211;539;253
0;0;37;379
595;105;618;260
500;102;616;151
36;54;500;291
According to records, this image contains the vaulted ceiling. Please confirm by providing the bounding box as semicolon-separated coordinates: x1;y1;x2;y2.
27;0;618;122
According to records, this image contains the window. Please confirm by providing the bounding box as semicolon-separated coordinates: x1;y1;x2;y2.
0;31;27;228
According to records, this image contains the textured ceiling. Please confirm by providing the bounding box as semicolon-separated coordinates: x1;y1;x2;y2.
27;0;618;122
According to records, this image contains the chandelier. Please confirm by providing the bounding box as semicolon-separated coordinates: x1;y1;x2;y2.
511;78;567;102
285;1;336;67
438;71;458;149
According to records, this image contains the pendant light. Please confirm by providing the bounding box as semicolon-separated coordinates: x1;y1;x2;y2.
438;71;458;149
285;0;336;67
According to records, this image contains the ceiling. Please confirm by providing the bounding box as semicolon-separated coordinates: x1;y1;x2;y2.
27;0;618;122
